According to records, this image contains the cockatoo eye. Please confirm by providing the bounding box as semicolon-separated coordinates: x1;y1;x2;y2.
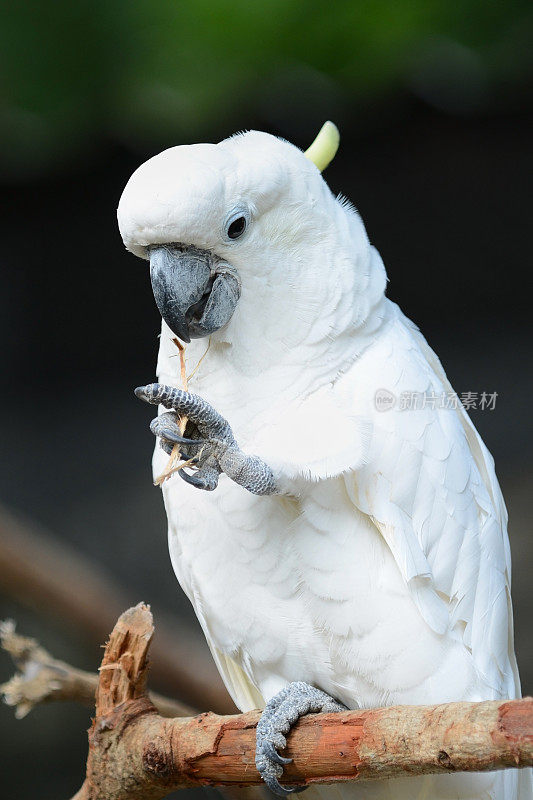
226;214;248;240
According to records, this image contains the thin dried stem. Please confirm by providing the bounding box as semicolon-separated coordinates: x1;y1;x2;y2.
154;336;211;486
0;618;194;719
154;338;189;485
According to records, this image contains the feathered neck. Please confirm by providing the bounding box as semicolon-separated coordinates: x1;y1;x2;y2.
158;196;390;407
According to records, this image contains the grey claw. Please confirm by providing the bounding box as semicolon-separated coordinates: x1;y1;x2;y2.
265;776;304;796
178;469;206;488
162;430;200;446
264;741;292;766
178;467;218;491
149;420;200;446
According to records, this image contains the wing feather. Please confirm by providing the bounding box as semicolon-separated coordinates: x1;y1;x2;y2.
348;308;518;698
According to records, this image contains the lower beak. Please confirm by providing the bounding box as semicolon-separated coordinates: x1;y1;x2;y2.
149;245;240;342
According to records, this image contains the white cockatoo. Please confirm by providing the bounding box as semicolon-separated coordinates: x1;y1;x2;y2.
118;123;531;800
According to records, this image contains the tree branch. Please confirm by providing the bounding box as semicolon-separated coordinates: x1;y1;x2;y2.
0;619;195;719
70;604;532;800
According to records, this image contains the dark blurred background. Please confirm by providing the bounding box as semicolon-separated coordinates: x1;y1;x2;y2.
0;1;531;798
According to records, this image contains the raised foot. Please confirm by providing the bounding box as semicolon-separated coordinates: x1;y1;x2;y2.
255;681;346;796
135;383;277;495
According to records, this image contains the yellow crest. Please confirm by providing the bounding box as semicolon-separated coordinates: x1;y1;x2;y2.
304;121;340;171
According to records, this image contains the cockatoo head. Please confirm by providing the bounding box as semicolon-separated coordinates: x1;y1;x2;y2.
118;123;376;349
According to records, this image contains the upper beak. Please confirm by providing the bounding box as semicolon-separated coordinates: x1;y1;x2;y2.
149;245;240;342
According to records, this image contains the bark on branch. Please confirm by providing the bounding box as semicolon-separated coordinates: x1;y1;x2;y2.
72;604;533;800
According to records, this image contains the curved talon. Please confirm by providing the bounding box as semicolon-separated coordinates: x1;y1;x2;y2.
178;469;206;488
158;439;199;461
263;741;292;766
265;776;305;795
163;431;201;446
149;420;200;446
178;466;219;491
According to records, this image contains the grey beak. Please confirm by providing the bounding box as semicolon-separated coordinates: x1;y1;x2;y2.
149;245;240;342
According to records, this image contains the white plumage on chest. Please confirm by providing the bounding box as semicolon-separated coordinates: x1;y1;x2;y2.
155;317;486;711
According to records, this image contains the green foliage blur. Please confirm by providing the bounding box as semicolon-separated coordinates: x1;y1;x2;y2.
1;0;532;176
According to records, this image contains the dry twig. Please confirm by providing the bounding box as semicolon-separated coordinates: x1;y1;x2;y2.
154;338;190;485
0;619;193;719
154;336;212;485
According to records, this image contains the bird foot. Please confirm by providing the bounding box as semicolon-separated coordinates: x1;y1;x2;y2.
149;411;220;489
255;682;346;796
135;383;277;495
